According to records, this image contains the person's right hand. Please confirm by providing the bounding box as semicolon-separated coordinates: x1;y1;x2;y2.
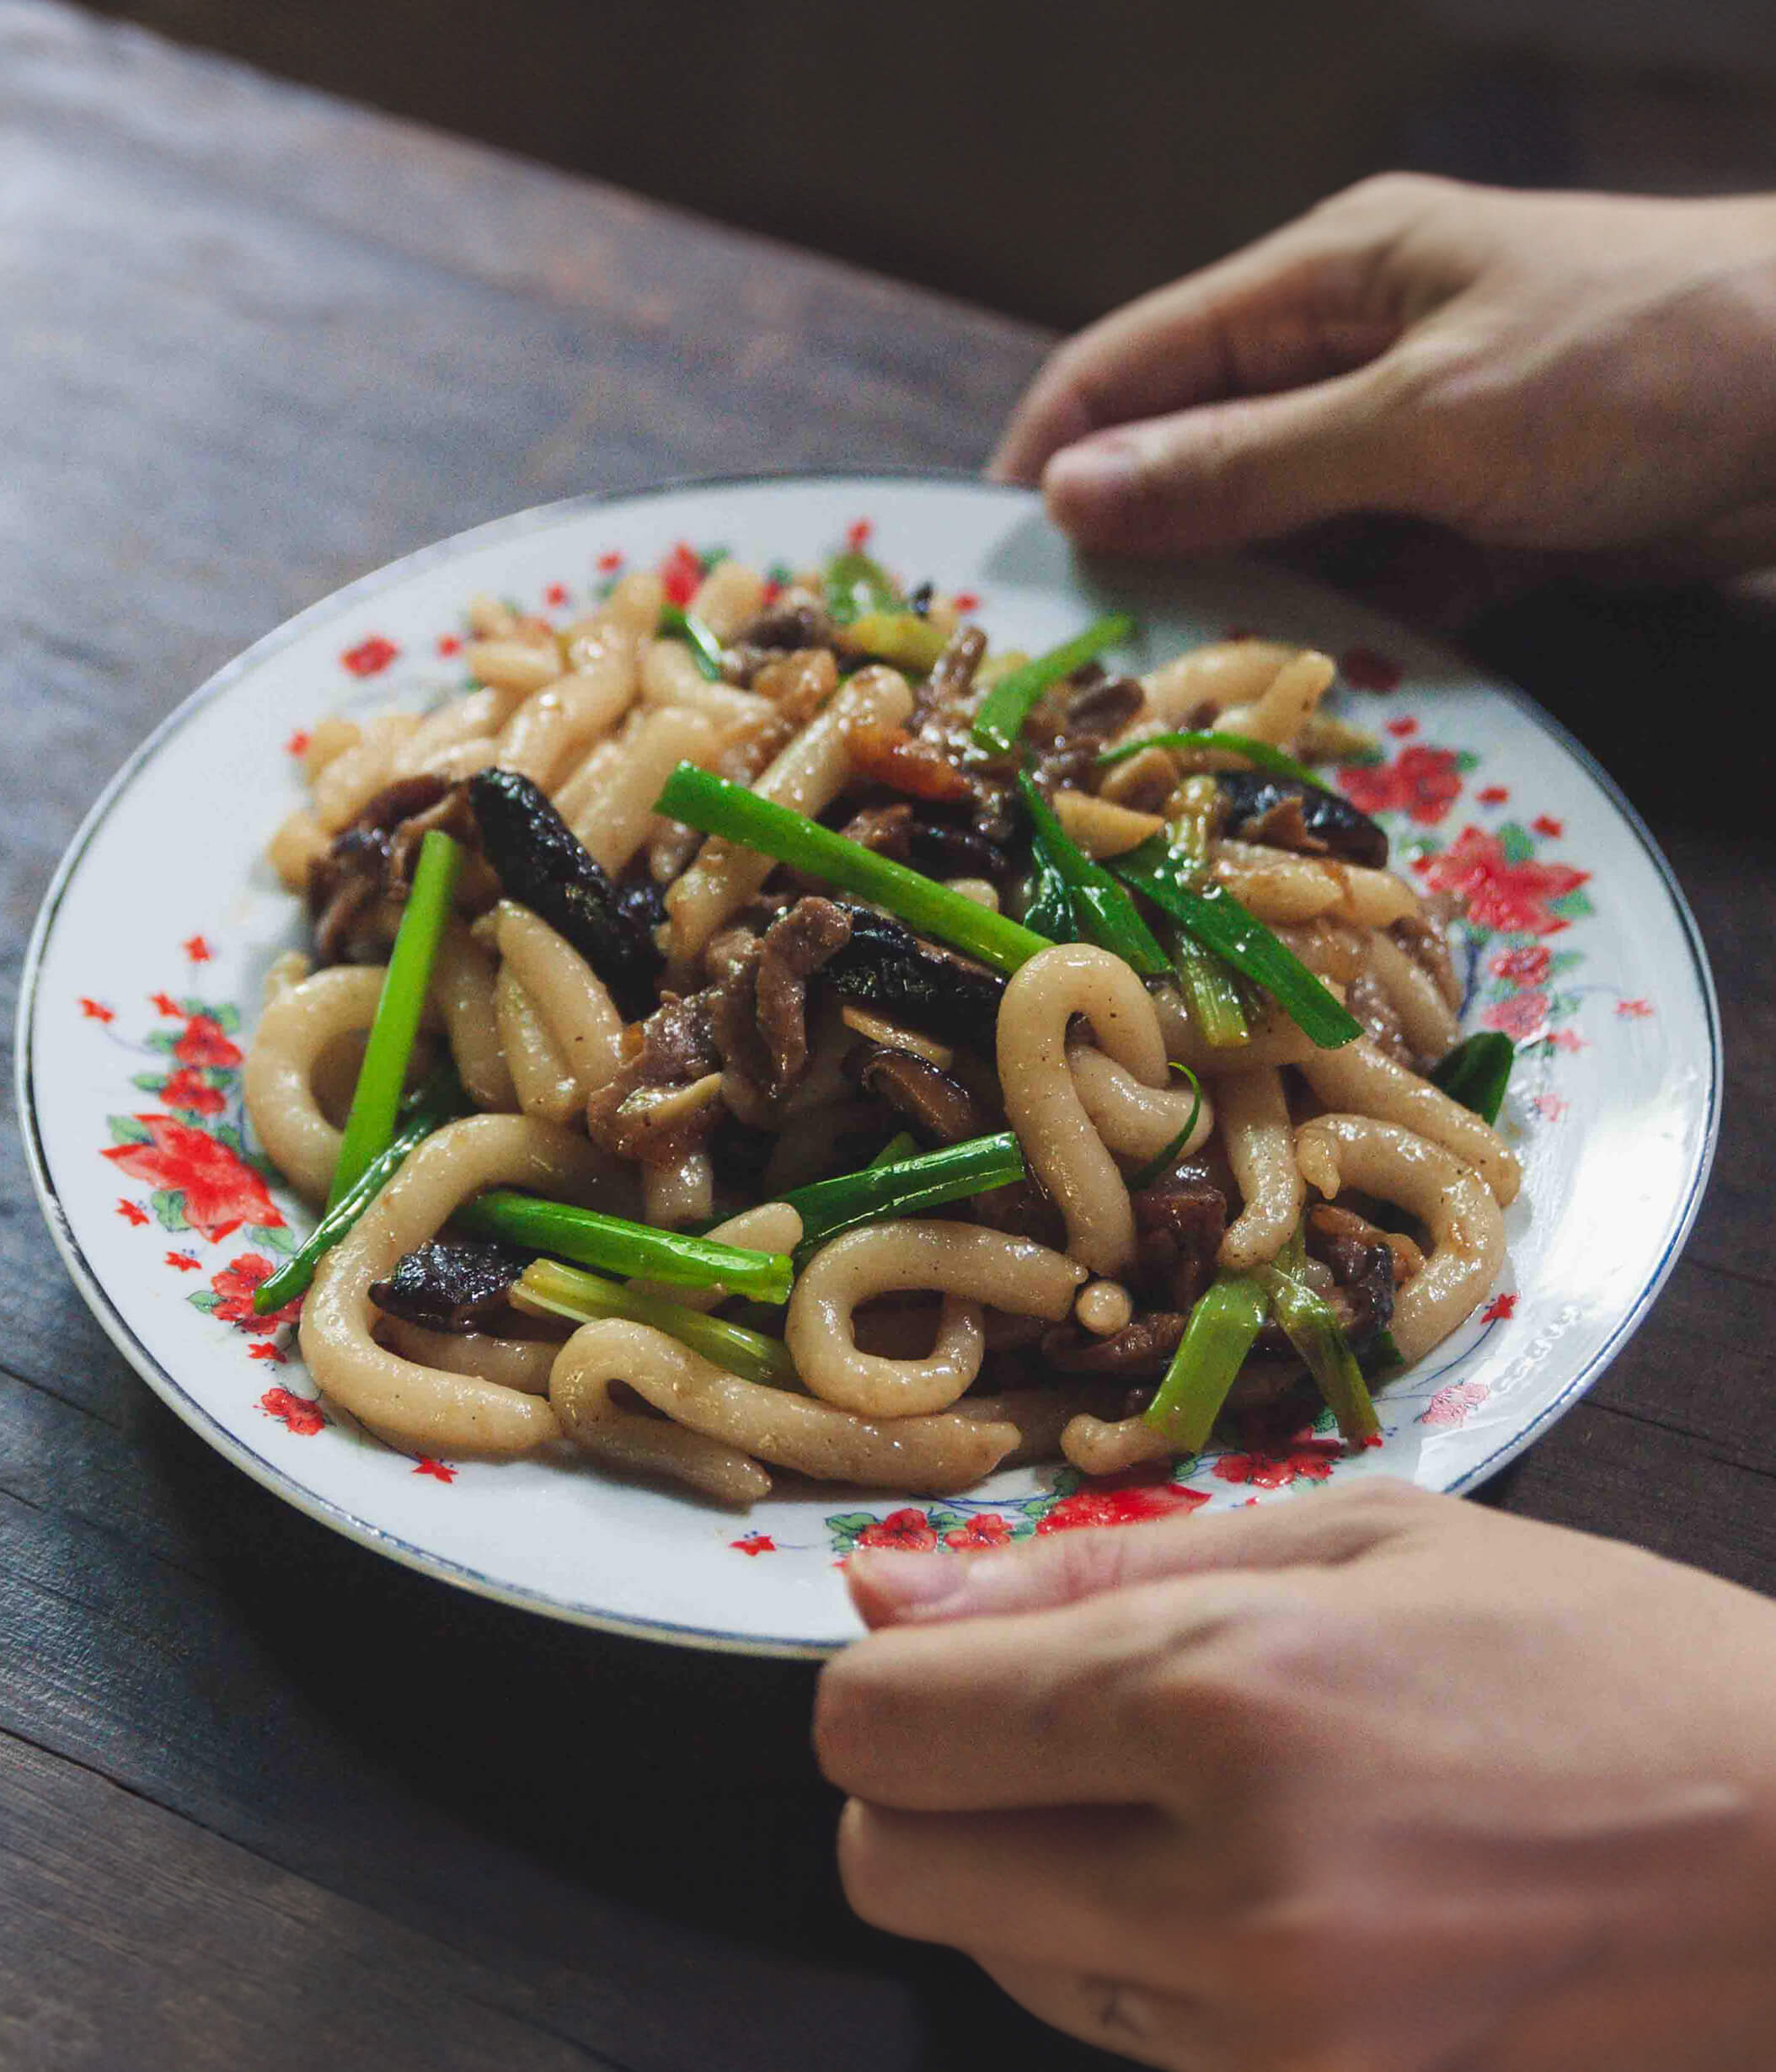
990;177;1776;609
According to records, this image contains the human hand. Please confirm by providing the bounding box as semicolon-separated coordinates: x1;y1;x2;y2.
816;1482;1776;2070
991;178;1776;617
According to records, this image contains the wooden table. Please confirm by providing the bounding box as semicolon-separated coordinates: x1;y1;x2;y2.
3;5;1772;2065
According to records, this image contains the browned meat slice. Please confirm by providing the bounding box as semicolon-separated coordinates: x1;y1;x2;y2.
1130;1176;1228;1312
1305;1215;1399;1355
1389;911;1462;1012
837;802;1010;882
1309;1202;1424;1284
1040;1311;1189;1375
853;1045;992;1146
749;647;838;725
1347;969;1415;1067
707;897;854;1123
908;624;987;727
733;592;837;654
845;721;974;803
967;1176;1067;1252
308;774;463;964
585;989;725;1167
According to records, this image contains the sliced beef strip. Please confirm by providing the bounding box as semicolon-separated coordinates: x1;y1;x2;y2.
1306;1226;1397;1356
752;897;854;1092
1388;911;1462;1012
585;988;725;1164
1347;969;1415;1068
837;802;1011;882
308;774;458;965
853;1045;992;1146
704;897;854;1122
1130;1176;1228;1313
1040;1311;1189;1376
369;1235;532;1332
908;624;987;728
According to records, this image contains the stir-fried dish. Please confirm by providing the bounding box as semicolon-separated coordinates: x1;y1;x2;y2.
247;544;1519;1505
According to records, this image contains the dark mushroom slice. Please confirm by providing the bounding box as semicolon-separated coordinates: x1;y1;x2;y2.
468;767;661;1020
370;1234;532;1332
1216;771;1389;868
308;774;458;965
853;1045;993;1147
822;908;1008;1047
837;803;1012;884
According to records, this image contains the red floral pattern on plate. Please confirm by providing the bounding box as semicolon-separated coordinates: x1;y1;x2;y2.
1035;1475;1208;1533
260;1386;325;1434
1338;744;1462;824
341;635;399;677
1420;826;1590;935
104;1115;281;1243
1419;1380;1490;1429
1483;989;1550;1043
1213;1442;1340;1490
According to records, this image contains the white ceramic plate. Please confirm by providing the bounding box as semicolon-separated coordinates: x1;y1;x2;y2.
19;473;1719;1656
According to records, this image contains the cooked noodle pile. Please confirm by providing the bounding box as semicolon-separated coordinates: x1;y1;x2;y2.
249;551;1516;1503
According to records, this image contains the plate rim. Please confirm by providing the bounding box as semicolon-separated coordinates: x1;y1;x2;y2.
15;467;1723;1657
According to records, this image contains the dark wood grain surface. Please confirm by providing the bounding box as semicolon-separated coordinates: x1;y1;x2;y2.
2;5;1773;2068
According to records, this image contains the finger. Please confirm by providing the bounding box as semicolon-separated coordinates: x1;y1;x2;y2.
988;218;1409;486
847;1477;1435;1631
971;1951;1233;2072
1039;360;1424;557
839;1799;1197;1981
817;1566;1284;1810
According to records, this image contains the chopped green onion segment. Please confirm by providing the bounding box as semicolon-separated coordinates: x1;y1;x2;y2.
843;611;950;673
657;604;726;681
1097;729;1326;789
654;762;1051;975
254;1067;464;1314
327;830;463;1209
1143;1272;1269;1453
971;612;1137;753
1016;773;1169;979
867;1132;921;1170
1254;1262;1380;1445
457;1191;793;1304
1430;1031;1515;1125
784;1132;1025;1253
1111;836;1361;1049
511;1258;799;1391
1125;1064;1205;1193
824;549;901;625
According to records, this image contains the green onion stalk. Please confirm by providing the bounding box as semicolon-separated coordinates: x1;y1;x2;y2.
511;1258;800;1391
327;830;463;1208
1097;729;1327;790
253;1065;464;1315
1143;1272;1270;1453
971;612;1137;754
654;763;1051;975
1015;772;1170;979
784;1132;1025;1258
455;1191;794;1303
657;603;726;681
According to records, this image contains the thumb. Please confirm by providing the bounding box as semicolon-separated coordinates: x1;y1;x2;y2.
1041;361;1420;556
847;1477;1436;1630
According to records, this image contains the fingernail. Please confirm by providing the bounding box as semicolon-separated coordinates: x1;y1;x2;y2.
1043;436;1142;515
846;1550;963;1626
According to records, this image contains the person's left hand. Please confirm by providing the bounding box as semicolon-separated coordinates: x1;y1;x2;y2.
816;1482;1776;2070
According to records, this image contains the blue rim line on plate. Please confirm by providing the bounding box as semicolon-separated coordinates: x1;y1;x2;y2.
16;469;1722;1658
